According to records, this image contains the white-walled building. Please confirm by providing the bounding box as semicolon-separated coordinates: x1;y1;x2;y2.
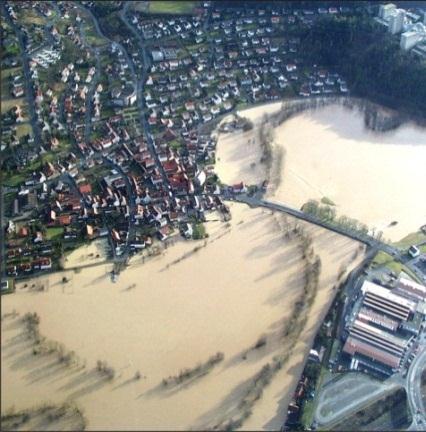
388;9;405;34
401;30;422;50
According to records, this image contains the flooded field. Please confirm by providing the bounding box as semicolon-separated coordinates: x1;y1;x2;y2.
216;103;426;241
2;203;363;430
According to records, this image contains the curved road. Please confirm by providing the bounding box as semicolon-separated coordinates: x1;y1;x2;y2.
407;338;426;430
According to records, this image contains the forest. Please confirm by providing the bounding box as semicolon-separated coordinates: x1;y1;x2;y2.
301;13;426;121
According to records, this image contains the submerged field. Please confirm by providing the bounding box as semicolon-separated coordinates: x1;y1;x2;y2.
215;103;426;241
1;203;363;430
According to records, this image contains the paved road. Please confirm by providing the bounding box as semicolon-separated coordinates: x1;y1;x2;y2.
2;4;42;149
232;194;398;252
103;156;137;262
407;336;426;430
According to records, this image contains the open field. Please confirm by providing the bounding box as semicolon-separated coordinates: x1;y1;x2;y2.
63;238;110;269
148;1;200;14
1;203;363;430
215;103;426;241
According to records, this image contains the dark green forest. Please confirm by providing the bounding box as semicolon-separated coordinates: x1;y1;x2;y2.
301;14;426;120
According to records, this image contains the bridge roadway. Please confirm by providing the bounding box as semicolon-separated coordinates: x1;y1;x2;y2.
230;194;400;255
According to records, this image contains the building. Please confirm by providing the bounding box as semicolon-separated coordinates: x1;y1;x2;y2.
408;245;420;258
379;3;396;20
394;276;426;303
361;280;417;321
151;50;164;62
357;307;399;332
343;336;401;370
388;9;405;34
349;319;409;358
401;30;422;50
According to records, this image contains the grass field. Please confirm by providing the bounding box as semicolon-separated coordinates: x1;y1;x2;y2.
148;1;199;14
46;227;65;241
395;230;426;249
19;10;47;26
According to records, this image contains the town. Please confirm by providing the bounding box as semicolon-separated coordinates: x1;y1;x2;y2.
1;1;356;282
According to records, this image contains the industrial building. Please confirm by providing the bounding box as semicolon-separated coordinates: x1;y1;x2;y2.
342;278;425;373
394;276;426;303
343;336;401;370
357;307;399;332
361;280;416;321
349;319;408;357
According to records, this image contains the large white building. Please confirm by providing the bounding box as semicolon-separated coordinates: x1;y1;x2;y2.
401;30;423;50
377;4;426;51
388;9;405;34
361;280;417;321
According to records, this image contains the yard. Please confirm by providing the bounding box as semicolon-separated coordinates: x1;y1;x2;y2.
1;98;21;114
370;251;422;282
46;227;65;241
15;123;32;138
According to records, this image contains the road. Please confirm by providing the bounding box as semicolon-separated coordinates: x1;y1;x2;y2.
2;4;42;149
232;194;399;253
120;3;172;192
407;337;426;430
103;156;137;262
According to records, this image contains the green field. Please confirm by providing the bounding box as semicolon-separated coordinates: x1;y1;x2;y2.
148;1;199;14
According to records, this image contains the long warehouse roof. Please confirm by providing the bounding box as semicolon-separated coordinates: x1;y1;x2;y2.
343;336;401;369
361;280;416;311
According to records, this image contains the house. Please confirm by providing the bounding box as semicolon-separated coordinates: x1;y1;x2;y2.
408;245;420;258
182;223;193;239
79;183;92;195
231;182;247;194
157;225;172;241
